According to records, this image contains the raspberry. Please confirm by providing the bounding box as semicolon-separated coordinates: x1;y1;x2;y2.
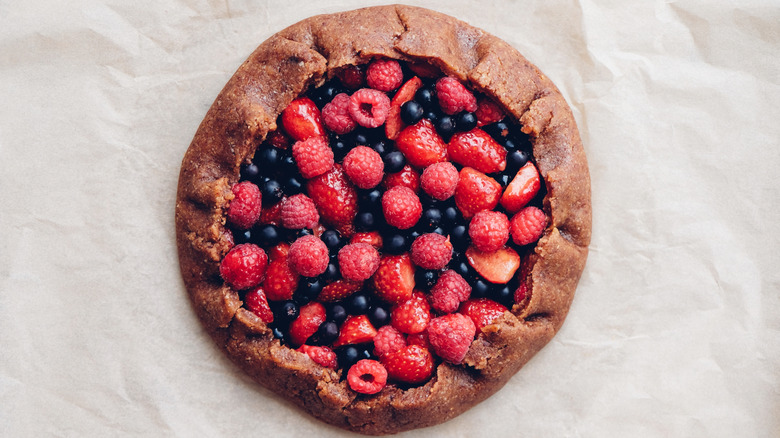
420;162;459;201
426;313;476;364
292;136;334;179
430;270;471;314
382;186;422;229
469;210;510;252
227;181;262;229
287;235;329;277
337;64;365;89
475;98;504;126
220;243;268;290
510;206;547;246
410;233;452;270
321;93;356;135
244;286;274;323
343;146;384;189
347;359;387;394
338;243;381;282
349;88;391;128
515;282;529;304
435;76;478;115
280;194;319;229
297;344;337;369
365;59;403;92
373;325;407;357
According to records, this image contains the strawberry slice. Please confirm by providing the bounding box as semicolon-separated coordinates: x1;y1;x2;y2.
465;246;521;284
371;254;416;304
454;167;502;219
281;97;325;141
350;231;383;249
288;302;326;347
383;164;420;193
333;315;378;347
459;298;508;334
395;119;448;168
317;279;363;302
306;165;358;235
448;128;507;174
380;345;434;384
262;243;299;301
297;344;337;369
391;291;431;334
244;286;274;323
257;197;286;226
500;161;541;214
386;76;423;140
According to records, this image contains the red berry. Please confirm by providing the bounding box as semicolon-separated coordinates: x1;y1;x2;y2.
514;282;529;304
292;136;334;179
465;246;520;284
337;64;365;90
281;97;325;141
454;167;502;219
410;233;453;270
317;279;363;302
227;181;262;230
321;93;356;135
395;119;448;168
430;270;471;314
407;331;430;350
244;286;274;323
297;344;337;369
373;325;407;358
220;243;268;290
500;161;541;214
459;298;508;334
420;162;459;201
280;194;319;229
262;243;299;301
382;186;422;230
333;315;378;347
366;59;403;92
347;359;387;394
427;313;476;364
385;76;423;140
287;235;329;277
306;165;358;235
372;254;416;304
435;76;477;115
266;130;291;149
475;98;504;126
381;345;434;385
350;231;383;249
448;128;507;174
343;146;384;189
391;291;431;335
383;165;420;193
338;243;381;282
289;301;326;347
349;88;391;128
468;210;510;252
257;197;285;226
510;206;547;246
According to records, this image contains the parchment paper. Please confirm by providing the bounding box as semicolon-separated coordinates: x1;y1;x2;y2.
1;1;778;436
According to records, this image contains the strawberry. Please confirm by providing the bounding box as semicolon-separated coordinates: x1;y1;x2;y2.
306;165;358;235
288;302;326;347
297;344;337;369
333;315;378;347
391;291;431;335
316;279;363;302
262;243;300;301
281;97;325;141
350;231;383;249
244;286;274;323
380;345;434;384
385;76;423;140
447;128;507;174
257;197;286;226
500;161;540;214
454;167;502;219
383;165;420;193
459;298;508;334
372;254;416;304
394;119;448;168
406;331;430;350
465;246;520;284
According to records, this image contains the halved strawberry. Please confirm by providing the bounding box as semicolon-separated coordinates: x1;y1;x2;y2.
454;167;502;219
383;165;420;193
244;286;274;323
500;161;540;214
262;243;299;301
289;302;326;347
465;246;521;284
306;165;358;235
372;254;416;304
447;128;507;174
350;231;383;249
391;291;431;334
385;76;423;140
333;315;378;347
395;119;448;168
297;344;337;369
459;298;508;334
281;97;325;141
317;279;363;302
257;197;286;226
380;344;434;384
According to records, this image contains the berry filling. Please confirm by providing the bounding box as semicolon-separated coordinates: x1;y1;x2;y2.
221;58;547;394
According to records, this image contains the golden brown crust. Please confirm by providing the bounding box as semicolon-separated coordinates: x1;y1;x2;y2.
175;5;591;434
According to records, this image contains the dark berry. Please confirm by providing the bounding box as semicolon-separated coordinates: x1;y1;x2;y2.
435;115;456;140
452;258;474;282
275;300;299;326
331;138;350;161
313;321;340;345
272;326;285;339
254;145;280;172
492;283;514;307
354;131;369;145
496;173;512;187
233;229;252;245
320;262;340;283
372;140;389;157
506;150;530;173
418;208;442;231
383;233;409;254
368;305;390;327
410;230;421;242
336;346;361;369
254;224;281;247
383;151;406;174
503;138;519;151
449;224;469;250
312;83;343;108
321;230;343;251
441;205;460;229
471;279;490;299
415;269;439;290
425;111;439;124
415;87;436;111
431;226;445;235
260;179;284;206
483;121;511;140
296;278;323;304
400;101;424;125
355;211;376;231
240;162;260;182
359;189;383;214
278;153;297;175
456;112;477;132
329;304;348;325
281;175;304;195
347;293;371;315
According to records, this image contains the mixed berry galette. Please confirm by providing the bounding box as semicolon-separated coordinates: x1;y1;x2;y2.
176;5;590;435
